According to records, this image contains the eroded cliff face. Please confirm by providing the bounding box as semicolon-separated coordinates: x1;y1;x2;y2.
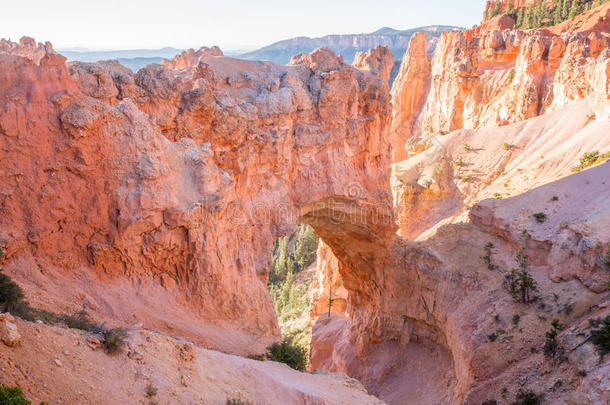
310;11;610;404
390;27;609;161
311;105;610;404
0;38;394;354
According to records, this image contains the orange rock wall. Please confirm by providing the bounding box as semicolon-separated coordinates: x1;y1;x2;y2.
390;28;609;161
0;39;394;353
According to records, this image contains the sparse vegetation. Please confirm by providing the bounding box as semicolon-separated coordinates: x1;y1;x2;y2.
571;151;610;172
488;332;498;342
577;369;587;377
461;175;470;183
266;337;308;371
0;385;47;405
267;224;318;357
463;143;472;152
510;389;544;405
326;286;335;318
533;212;547;223
145;383;158;398
226;398;255;405
0;270;100;332
543;319;565;362
481;242;499;271
0;385;31;405
589;315;610;358
493;193;503;199
102;327;128;355
512;314;521;325
506;69;515;83
483;400;498;405
487;0;608;30
504;251;538;303
0;271;25;313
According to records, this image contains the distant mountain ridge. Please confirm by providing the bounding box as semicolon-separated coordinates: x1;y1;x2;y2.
58;47;183;72
238;25;463;66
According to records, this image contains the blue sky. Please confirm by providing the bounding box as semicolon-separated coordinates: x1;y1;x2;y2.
1;0;485;50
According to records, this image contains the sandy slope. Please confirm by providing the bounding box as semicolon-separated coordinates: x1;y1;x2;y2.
0;318;384;405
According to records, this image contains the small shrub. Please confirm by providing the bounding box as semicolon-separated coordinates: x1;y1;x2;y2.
453;158;463;167
504;251;538;303
507;68;515;83
461;175;470;183
483;400;498;405
543;319;565;362
145;383;158;398
503;142;512;151
511;390;544;405
266;338;307;371
533;212;547;223
0;385;30;405
551;196;559;201
512;314;521;325
577;369;587;377
530;347;538;353
571;151;610;172
0;385;45;405
102;328;127;355
463;143;472;152
590;316;610;358
481;242;498;271
494;314;501;322
0;271;25;312
226;397;257;405
488;333;498;342
60;310;98;332
493;193;503;199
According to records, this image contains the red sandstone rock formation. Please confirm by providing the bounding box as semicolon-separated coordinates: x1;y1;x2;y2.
312;104;610;404
390;32;431;162
0;39;393;355
161;45;223;69
352;45;394;83
390;27;609;161
310;6;610;404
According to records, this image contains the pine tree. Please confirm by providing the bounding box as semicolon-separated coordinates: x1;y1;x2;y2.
561;0;571;20
524;5;535;28
491;0;502;17
568;0;582;18
553;0;564;24
516;6;525;27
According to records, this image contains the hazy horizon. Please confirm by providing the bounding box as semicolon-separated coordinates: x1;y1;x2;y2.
2;0;484;50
